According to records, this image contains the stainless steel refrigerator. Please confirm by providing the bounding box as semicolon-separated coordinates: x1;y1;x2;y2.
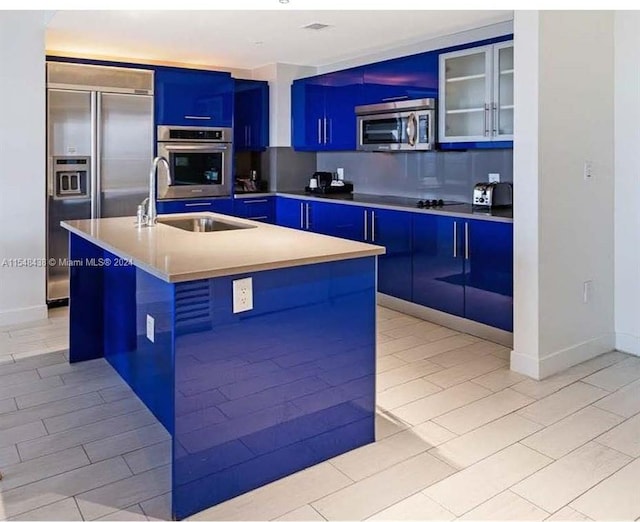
47;62;154;302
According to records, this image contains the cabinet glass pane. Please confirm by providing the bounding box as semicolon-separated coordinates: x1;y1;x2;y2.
445;111;485;138
443;51;487;139
497;46;514;136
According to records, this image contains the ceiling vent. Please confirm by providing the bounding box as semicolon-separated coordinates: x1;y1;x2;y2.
303;23;331;31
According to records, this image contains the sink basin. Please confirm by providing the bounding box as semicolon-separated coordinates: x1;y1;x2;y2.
158;216;256;233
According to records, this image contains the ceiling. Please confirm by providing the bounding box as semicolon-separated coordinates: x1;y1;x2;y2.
46;10;513;71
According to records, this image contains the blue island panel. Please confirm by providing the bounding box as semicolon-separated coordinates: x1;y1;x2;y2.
171;257;376;519
68;232;377;520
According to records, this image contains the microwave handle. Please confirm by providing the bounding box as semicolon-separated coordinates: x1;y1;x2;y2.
406;112;417;146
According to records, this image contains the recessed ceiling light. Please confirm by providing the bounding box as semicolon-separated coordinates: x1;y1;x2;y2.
279;0;289;3
302;23;331;31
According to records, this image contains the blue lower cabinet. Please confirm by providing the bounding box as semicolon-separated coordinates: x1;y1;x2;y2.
276;197;305;230
233;197;275;223
412;214;465;318
312;201;366;241
368;208;413;302
464;219;513;331
157;198;234;215
412;214;513;332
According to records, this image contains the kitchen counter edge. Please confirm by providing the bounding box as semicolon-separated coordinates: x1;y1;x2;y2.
61;214;385;284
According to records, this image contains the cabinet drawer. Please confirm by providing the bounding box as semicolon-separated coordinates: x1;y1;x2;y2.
234;197;275;223
156;198;233;215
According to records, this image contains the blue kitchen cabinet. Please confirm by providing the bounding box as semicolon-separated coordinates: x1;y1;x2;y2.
412;213;465;318
312;201;366;241
291;79;325;150
412;213;513;331
276;197;306;230
156;198;234;215
155;67;234;128
292;69;362;151
234;79;269;151
360;52;439;105
367;208;413;302
233;196;275;223
276;197;365;237
464;219;513;331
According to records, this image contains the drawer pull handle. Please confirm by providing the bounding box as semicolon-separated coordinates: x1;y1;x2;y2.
185;202;212;207
243;199;268;204
382;95;409;101
184;115;212;120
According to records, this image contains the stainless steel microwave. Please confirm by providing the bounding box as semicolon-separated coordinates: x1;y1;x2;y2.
356;98;436;152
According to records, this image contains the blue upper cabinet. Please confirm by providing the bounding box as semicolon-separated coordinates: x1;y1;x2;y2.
292;69;362;151
234;79;269;151
155;67;233;128
360;52;439;105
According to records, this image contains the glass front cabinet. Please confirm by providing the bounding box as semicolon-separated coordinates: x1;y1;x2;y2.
438;41;513;143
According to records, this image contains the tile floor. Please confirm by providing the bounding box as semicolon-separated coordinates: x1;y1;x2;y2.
0;306;639;521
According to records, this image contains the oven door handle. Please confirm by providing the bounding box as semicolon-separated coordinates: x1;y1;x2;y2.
406;112;417;146
161;144;229;152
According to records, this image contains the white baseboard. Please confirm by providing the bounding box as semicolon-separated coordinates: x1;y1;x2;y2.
0;304;48;328
512;334;616;380
537;334;615;379
615;333;640;357
377;293;513;347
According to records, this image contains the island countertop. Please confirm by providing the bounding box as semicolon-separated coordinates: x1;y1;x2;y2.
61;213;385;283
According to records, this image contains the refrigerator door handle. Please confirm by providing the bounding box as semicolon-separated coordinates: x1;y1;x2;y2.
90;92;99;219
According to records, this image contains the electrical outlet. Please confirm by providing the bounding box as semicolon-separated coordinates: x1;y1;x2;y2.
233;277;253;313
583;280;593;303
336;167;345;180
488;173;500;183
584;160;594;181
146;314;155;342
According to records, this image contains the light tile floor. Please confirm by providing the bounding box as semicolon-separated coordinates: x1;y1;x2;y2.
0;306;639;521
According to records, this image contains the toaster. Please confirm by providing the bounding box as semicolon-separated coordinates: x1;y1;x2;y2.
473;182;513;208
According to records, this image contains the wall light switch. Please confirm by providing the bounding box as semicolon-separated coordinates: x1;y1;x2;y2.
233;277;253;313
488;173;500;183
336;167;345;180
146;314;155;343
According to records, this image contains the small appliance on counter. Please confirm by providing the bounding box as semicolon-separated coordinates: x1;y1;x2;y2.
472;182;513;208
305;171;354;195
235;169;268;193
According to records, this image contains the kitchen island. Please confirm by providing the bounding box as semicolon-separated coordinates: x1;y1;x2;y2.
61;213;385;520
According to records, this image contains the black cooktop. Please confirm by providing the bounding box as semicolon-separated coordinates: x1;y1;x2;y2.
415;199;462;209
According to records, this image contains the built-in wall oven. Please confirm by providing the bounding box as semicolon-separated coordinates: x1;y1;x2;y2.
356;98;436;151
157;125;232;199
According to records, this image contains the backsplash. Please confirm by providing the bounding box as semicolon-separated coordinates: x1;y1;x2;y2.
316;149;513;203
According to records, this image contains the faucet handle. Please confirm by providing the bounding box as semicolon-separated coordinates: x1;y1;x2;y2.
136;204;148;227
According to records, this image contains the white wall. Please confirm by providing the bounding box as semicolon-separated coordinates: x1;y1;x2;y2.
0;12;48;326
511;11;541;377
512;11;615;378
614;11;640;357
251;63;316;147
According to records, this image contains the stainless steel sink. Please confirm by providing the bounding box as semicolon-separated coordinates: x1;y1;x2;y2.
158;216;256;233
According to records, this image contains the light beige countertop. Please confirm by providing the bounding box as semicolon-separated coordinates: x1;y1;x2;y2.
61;213;385;283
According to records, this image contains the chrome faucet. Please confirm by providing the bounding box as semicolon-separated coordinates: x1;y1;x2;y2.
138;157;171;227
